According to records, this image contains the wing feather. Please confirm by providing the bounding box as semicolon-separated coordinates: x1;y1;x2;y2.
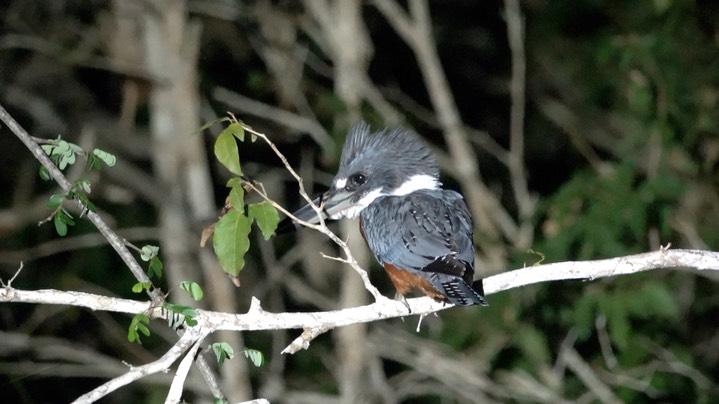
361;189;487;306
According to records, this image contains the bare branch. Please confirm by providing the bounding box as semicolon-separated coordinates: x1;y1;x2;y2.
1;101;226;399
282;326;331;355
0;103;163;304
504;0;536;249
373;0;517;265
0;226;159;264
561;346;622;404
4;249;718;353
368;325;500;402
483;248;717;292
595;314;618;369
72;327;209;403
166;337;206;403
213;86;334;152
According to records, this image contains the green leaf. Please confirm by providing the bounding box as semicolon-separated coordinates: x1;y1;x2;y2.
41;144;54;155
58;150;76;170
56;140;70;155
75;179;92;194
214;129;243;176
180;281;204;301
47;194;64;209
226;178;244;188
148;256;164;278
68;142;83;154
184;314;198;327
58;210;75;225
132;282;153;293
167;312;185;329
212;210;252;276
164;303;198;327
165;304;198;318
54;213;68;236
248;202;280;240
211;342;235;365
228;184;245;212
68;190;89;210
79;195;96;212
243;348;264;367
141;245;160;261
165;303;187;314
225;122;245;141
88;155;101;170
128;313;151;344
39;166;50;180
92;148;116;167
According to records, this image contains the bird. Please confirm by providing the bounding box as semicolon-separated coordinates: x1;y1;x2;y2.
282;121;488;309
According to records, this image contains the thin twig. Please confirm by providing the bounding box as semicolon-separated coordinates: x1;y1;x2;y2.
214;87;334;152
1;262;24;287
0;227;159;264
240;122;385;301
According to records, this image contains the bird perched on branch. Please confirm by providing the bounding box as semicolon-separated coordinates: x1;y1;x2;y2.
281;122;488;309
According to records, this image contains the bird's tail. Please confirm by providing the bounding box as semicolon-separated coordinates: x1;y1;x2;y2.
437;277;489;307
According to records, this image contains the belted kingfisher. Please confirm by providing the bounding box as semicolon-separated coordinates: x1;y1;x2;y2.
283;122;488;308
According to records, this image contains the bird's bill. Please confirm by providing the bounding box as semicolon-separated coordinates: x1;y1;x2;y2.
281;189;354;230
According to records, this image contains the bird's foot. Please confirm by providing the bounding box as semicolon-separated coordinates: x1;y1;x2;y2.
394;292;411;314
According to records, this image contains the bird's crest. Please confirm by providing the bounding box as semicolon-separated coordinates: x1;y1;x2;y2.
339;121;439;180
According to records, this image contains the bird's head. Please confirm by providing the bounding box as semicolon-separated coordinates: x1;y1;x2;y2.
289;121;440;227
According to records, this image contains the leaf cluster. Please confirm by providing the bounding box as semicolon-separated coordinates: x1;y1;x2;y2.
203;118;280;282
39;138;116;236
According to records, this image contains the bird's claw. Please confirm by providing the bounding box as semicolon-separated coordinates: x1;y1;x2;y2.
395;293;412;314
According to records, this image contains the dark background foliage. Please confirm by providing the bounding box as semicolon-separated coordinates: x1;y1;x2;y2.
1;0;718;402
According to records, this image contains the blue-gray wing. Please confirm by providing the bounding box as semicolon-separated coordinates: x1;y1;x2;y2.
361;189;487;306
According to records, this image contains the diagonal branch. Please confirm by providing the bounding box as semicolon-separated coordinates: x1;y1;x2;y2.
166;335;207;403
1;102;226;401
72;326;209;404
0;103;163;304
213;87;334;152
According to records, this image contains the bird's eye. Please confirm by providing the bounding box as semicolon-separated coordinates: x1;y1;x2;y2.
349;173;366;187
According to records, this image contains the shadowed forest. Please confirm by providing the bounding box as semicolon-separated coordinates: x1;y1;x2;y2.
1;0;719;402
